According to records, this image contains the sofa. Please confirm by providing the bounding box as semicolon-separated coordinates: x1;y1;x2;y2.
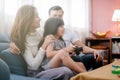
0;33;49;80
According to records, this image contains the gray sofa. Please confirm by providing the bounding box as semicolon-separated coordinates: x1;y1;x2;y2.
0;33;49;80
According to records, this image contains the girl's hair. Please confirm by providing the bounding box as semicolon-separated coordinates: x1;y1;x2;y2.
11;5;36;53
39;17;64;48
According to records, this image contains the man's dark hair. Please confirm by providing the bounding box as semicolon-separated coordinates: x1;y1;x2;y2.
49;6;64;15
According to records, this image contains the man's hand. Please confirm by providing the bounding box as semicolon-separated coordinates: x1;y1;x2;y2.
10;42;21;55
93;50;103;62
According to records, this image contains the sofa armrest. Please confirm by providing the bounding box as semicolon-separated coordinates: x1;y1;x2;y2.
0;49;27;76
0;58;10;80
0;59;49;80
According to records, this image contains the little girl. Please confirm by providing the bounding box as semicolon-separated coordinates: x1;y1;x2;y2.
40;17;87;73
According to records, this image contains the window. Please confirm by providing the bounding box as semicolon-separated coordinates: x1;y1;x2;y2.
0;0;91;41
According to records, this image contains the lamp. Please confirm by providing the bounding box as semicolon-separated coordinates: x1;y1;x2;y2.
112;9;120;36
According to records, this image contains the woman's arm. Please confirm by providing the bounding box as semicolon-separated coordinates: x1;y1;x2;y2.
23;47;45;70
23;35;55;70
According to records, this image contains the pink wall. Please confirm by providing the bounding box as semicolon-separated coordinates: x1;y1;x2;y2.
91;0;120;37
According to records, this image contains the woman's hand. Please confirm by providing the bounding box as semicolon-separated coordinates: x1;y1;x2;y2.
10;42;21;55
42;35;55;50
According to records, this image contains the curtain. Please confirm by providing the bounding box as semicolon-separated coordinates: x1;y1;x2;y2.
70;0;91;42
0;0;34;33
0;0;91;42
34;0;91;42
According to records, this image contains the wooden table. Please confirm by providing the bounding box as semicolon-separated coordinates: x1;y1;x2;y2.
71;60;120;80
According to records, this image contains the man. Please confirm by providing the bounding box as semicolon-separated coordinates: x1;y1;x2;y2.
47;6;103;70
10;5;103;78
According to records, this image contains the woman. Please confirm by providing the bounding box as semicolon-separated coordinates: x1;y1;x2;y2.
11;5;76;80
40;17;87;73
11;5;56;76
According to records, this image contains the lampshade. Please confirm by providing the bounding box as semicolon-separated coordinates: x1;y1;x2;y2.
112;9;120;21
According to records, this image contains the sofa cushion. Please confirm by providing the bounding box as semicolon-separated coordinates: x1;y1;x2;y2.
0;33;10;52
0;43;10;52
0;33;10;42
0;49;27;76
0;58;10;80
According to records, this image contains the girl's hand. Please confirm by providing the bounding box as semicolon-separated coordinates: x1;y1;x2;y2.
69;52;76;56
64;45;75;53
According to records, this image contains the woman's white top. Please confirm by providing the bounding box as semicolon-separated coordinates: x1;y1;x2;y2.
23;29;45;70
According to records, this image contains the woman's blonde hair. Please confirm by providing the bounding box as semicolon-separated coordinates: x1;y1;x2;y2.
11;5;36;53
